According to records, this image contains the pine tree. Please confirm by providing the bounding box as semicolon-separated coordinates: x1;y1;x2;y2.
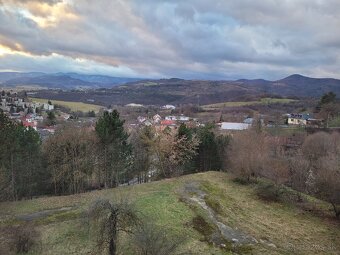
95;110;131;188
0;111;42;201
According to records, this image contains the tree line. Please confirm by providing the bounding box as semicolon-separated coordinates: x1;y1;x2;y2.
0;110;228;201
229;128;340;218
1;104;338;218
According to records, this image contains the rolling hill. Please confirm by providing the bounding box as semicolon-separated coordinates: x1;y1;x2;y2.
0;72;142;89
3;72;340;106
0;172;339;255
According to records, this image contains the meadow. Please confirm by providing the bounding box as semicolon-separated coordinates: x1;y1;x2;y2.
203;98;297;110
29;98;103;112
0;172;338;255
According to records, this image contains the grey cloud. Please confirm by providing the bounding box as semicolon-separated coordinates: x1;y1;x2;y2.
0;0;340;79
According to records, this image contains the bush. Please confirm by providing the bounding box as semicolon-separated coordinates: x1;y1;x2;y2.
233;177;258;185
205;196;223;214
192;215;215;242
256;182;285;202
11;224;40;254
132;221;186;255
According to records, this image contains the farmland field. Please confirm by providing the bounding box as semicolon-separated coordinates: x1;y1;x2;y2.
203;98;297;110
29;98;103;112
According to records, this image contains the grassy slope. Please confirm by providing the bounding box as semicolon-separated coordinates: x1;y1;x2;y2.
0;172;339;255
29;97;103;112
203;98;297;110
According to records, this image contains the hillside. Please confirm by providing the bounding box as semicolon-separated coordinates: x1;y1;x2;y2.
28;74;340;106
0;72;142;89
0;172;339;255
29;98;103;112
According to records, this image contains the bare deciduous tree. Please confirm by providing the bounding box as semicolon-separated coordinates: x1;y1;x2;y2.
229;130;269;182
146;129;199;178
87;199;139;255
314;156;340;218
43;127;97;195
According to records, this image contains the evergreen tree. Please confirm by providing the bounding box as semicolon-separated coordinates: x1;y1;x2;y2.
87;110;96;117
95;110;131;188
46;111;56;126
177;123;192;139
320;92;336;105
194;124;223;171
0;111;43;201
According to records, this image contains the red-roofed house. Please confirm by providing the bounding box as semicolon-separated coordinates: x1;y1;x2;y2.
160;120;176;126
22;120;37;130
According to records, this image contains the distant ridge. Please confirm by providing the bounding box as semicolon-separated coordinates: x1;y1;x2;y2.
0;72;142;89
2;72;340;105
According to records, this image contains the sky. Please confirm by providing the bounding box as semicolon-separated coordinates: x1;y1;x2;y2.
0;0;340;80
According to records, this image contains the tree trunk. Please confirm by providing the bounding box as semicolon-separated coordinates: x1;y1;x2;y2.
331;203;340;218
109;238;116;255
10;154;17;201
108;213;117;255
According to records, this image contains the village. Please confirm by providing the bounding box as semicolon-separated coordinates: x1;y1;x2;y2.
1;90;331;141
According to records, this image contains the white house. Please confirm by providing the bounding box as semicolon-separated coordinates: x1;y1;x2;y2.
162;104;176;110
178;115;190;122
43;103;54;111
287;113;311;125
137;116;147;123
153;114;162;123
220;122;251;131
165;116;177;121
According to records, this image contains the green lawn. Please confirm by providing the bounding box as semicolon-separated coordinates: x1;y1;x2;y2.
0;172;339;254
203;98;297;110
29;98;103;112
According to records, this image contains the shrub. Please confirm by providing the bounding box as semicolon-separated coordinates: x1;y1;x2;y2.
11;224;40;254
233;177;258;185
192;215;215;242
205;196;223;214
132;221;186;255
256;182;285;202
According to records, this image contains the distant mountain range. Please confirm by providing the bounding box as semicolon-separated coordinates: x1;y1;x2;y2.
28;73;340;106
0;72;142;89
2;72;340;105
234;74;340;98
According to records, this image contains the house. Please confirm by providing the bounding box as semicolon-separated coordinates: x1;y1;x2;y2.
22;120;37;130
160;120;176;126
219;122;251;131
165;116;177;121
153;114;162;123
243;117;254;124
287;113;311;125
143;119;153;126
43;103;54;111
178;115;190;122
137;116;147;123
59;113;71;120
162;104;176;110
126;103;144;108
21;115;38;130
306;118;324;127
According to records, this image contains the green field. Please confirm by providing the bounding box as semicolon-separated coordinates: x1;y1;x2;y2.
203;98;297;110
29;98;103;112
0;172;339;254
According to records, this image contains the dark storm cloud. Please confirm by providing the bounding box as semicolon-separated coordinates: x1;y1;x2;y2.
0;0;340;79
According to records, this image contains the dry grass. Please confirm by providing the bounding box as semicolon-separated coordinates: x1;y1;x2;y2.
0;172;339;255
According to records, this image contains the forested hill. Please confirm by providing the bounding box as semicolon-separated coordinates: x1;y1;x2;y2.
31;74;340;106
0;72;141;89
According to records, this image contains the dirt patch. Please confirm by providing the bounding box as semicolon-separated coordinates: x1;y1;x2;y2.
17;207;74;221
